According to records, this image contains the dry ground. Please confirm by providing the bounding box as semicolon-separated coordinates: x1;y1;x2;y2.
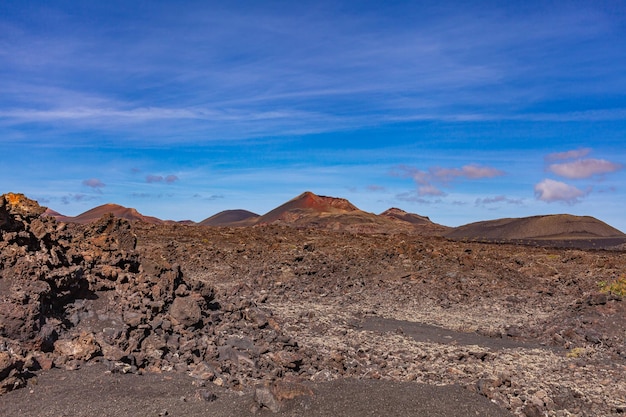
2;219;626;416
130;224;626;416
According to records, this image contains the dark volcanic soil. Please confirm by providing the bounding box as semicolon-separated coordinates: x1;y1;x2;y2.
0;362;511;417
2;195;626;416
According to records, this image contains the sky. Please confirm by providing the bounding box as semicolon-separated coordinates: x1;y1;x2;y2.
1;0;625;230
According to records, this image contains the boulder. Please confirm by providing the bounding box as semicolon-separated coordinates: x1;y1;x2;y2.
169;296;202;328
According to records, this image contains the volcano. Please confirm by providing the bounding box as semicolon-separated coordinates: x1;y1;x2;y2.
446;214;626;248
199;209;259;227
45;204;164;224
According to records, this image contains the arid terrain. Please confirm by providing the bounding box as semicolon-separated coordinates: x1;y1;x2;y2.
2;192;626;416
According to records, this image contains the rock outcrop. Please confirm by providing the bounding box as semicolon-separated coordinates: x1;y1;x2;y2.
0;193;303;395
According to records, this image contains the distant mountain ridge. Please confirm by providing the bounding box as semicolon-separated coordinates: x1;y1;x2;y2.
36;192;625;246
239;191;446;235
42;191;445;235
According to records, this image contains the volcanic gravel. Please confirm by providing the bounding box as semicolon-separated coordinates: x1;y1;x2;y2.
1;194;626;416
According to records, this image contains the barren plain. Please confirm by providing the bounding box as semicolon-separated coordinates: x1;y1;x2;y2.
1;193;626;416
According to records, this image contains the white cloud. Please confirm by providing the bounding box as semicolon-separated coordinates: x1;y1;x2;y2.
393;163;504;197
433;164;505;182
549;158;622;179
534;179;587;203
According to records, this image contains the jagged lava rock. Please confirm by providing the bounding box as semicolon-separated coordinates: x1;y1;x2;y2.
0;193;308;396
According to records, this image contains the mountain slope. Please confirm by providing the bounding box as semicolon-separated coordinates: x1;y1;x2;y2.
199;209;259;227
45;204;164;224
446;214;625;241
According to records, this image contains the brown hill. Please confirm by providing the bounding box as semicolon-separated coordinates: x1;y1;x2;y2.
46;204;164;225
256;191;359;224
251;192;446;235
446;214;626;241
199;209;259;227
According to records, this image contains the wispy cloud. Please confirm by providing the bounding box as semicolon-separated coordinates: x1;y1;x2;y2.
0;106;311;124
191;193;224;201
2;3;626;232
534;179;588;204
1;3;624;144
475;195;524;207
418;184;446;197
432;165;505;182
366;185;386;192
60;193;99;205
146;175;162;183
146;174;179;184
396;192;440;205
545;148;591;161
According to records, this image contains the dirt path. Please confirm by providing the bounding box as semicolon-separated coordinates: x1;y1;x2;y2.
0;363;511;417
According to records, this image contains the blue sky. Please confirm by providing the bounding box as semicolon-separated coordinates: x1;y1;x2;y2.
1;0;625;230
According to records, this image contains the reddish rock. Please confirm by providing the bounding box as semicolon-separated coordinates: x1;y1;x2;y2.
54;332;102;361
169;296;202;328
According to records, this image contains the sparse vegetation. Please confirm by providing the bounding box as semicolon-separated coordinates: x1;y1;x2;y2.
566;347;588;358
598;274;626;296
